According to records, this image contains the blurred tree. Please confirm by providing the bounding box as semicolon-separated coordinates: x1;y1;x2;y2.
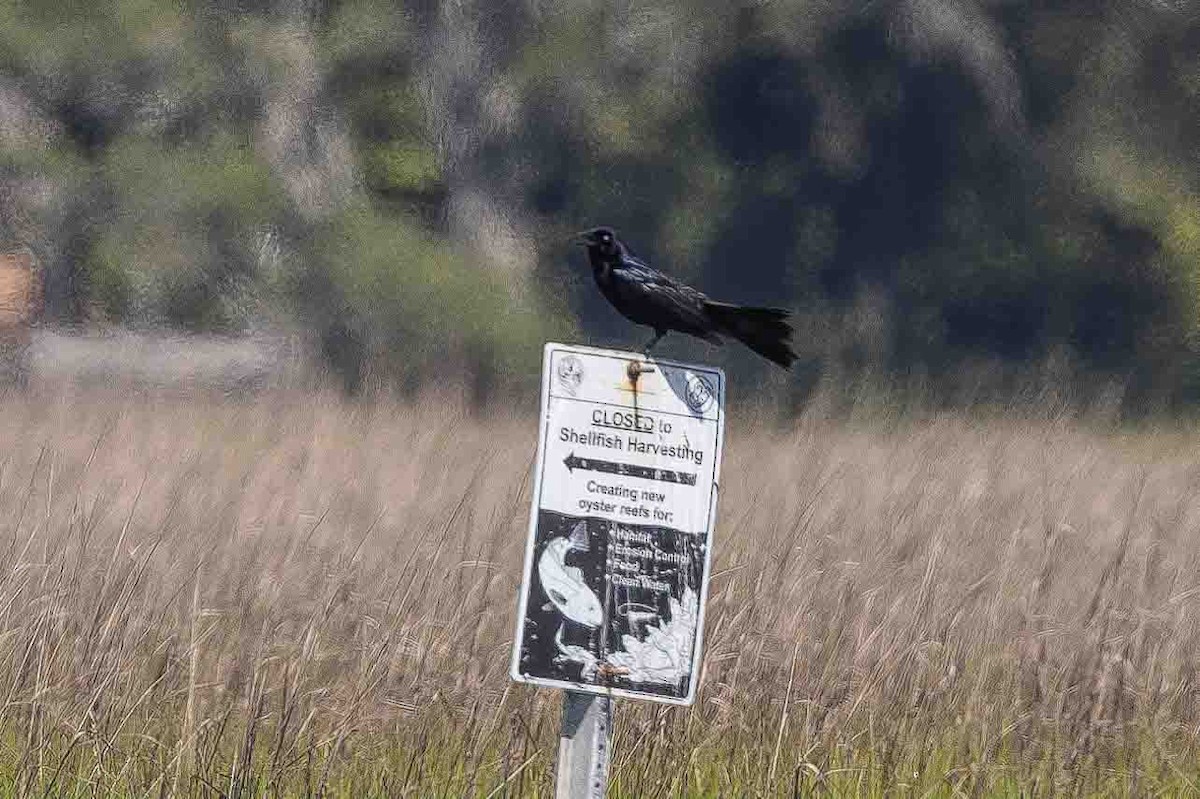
0;0;1196;408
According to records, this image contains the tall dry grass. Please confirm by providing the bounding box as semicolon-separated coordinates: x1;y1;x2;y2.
0;384;1198;796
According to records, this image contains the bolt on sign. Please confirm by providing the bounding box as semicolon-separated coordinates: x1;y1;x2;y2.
511;343;725;705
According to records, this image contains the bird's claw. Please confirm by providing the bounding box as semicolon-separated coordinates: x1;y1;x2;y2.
642;331;664;354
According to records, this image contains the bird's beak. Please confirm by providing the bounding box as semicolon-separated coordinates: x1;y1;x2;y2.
571;231;591;247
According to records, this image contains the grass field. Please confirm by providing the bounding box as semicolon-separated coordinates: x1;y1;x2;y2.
0;383;1199;797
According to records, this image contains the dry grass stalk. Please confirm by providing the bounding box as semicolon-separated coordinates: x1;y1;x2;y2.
0;385;1195;795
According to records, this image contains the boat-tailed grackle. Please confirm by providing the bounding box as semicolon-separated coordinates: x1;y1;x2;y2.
576;227;795;368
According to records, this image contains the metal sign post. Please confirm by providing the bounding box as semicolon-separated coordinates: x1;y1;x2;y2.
512;343;726;796
556;691;613;798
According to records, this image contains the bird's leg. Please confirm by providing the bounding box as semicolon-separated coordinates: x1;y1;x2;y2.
642;329;665;355
631;330;664;412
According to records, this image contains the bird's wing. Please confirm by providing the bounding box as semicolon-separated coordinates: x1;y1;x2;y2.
613;255;715;336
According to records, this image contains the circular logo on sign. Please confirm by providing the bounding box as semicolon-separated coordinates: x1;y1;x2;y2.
557;355;584;395
684;372;715;414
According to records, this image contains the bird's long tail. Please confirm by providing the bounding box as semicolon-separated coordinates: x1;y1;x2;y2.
704;301;795;368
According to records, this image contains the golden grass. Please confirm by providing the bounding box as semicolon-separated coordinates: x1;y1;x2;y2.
0;384;1198;796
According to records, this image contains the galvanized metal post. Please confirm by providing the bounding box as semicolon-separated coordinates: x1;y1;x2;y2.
555;690;614;798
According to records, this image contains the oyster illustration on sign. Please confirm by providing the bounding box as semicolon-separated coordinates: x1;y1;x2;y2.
606;589;699;686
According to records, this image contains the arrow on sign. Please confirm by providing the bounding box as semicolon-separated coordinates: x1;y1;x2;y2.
564;452;697;486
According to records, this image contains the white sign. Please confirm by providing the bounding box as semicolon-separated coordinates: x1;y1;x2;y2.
511;343;725;705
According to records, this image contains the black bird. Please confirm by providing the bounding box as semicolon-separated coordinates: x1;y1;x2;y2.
576;227;795;368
